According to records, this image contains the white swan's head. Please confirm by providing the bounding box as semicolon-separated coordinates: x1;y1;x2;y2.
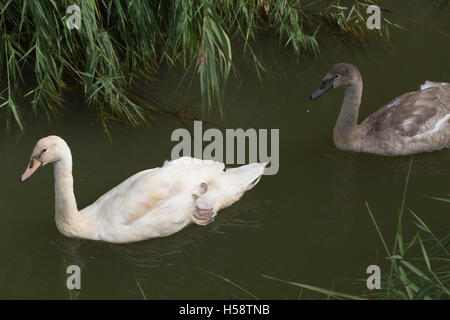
310;63;362;100
20;135;70;182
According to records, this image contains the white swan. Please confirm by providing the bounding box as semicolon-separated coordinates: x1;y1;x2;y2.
20;136;266;243
310;63;450;155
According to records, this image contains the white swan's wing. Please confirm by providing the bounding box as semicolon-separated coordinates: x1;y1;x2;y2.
84;157;225;226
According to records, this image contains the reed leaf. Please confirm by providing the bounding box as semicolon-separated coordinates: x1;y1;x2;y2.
0;0;403;131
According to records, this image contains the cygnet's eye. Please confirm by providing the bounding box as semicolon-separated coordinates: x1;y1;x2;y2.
334;74;341;79
42;148;47;153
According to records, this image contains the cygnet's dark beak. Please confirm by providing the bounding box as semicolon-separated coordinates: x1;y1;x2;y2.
310;78;334;101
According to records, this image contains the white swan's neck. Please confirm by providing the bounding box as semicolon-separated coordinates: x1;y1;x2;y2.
53;149;89;238
334;80;363;148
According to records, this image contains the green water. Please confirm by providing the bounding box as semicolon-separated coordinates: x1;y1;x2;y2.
0;2;449;299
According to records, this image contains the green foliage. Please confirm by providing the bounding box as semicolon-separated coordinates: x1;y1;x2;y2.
265;159;450;300
0;0;402;131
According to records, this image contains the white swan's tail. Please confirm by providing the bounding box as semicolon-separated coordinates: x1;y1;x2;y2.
223;162;267;192
191;162;267;225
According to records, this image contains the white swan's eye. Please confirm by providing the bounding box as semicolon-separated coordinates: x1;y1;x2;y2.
42;148;47;153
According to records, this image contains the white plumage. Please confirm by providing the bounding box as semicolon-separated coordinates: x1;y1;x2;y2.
20;136;266;243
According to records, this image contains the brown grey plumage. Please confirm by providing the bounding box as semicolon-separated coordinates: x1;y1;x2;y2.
310;63;450;156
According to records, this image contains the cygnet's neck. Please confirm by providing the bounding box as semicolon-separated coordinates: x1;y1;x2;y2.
333;80;363;149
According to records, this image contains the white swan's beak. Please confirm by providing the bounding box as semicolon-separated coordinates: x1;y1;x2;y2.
20;158;42;183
